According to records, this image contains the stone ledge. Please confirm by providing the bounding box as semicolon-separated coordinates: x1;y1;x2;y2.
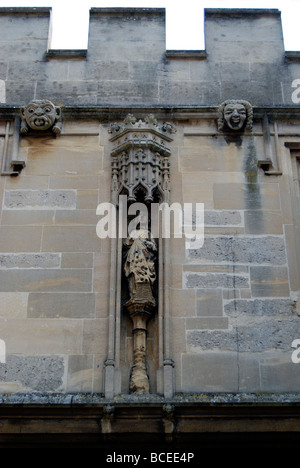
46;49;87;60
1;392;300;406
0;7;51;16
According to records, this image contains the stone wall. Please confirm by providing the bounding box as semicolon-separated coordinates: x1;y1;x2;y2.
1;7;300;398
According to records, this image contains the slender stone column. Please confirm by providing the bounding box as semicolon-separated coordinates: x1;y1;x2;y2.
126;304;153;393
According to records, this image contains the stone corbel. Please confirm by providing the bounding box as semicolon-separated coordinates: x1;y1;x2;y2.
218;99;253;133
20;99;62;135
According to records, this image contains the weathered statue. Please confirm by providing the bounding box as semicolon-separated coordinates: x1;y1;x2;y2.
124;229;157;305
123;228;157;393
20;100;62;134
218;99;253;132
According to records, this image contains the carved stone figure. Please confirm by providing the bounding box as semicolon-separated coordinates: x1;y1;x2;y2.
20;100;62;134
123;228;157;393
124;228;157;305
218;99;253;132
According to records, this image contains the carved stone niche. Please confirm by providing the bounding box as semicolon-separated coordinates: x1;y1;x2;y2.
218;99;253;133
108;114;175;394
20;100;62;135
109;114;175;205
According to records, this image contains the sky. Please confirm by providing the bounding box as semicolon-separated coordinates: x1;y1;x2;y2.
0;0;300;51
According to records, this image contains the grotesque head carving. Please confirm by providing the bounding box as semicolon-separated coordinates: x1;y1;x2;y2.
218;100;252;132
20;100;62;134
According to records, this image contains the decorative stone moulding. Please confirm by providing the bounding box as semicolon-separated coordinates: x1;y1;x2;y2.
20;99;62;135
109;114;176;204
218;99;253;132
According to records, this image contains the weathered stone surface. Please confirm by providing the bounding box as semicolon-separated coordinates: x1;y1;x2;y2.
4;190;76;210
186;317;228;330
182;352;239;392
28;292;95;318
196;288;223;316
184;272;249;289
66;355;93;392
203;210;243;226
187;317;300;352
0;253;60;269
0;226;42;252
0;318;82;354
0;292;28;318
250;266;290;297
61;253;93;269
0;355;64;392
187;236;286;264
224;298;295;317
0;269;92;292
42;226;101;252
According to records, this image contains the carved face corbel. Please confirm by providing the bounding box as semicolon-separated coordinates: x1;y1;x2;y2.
218;99;253;132
20;100;62;134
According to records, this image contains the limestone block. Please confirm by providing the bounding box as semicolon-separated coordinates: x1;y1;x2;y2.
68;60;129;82
187;316;300;354
245;210;283;234
96;80;159;104
0;253;60;269
186;317;228;330
214;183;281;210
0;268;92;292
161;60;190;81
25;138;102;176
3;190;76;210
0;318;82;354
35;80;98;105
237;353;261;392
0;355;64;392
159;80;220;106
236;317;300;352
187;328;237;352
5;80;37;104
0;226;42;252
169;288;196;317
82;319;108;354
28;292;95;318
76;190;99;209
184;272;249;289
42;226;101;252
0;292;28;318
95;291;109;318
5;175;49;189
49;175;100;190
204;210;243;226
284;224;300;292
54;209;99;226
61;253;93;269
180;138;243;173
181;352;239;392
1;210;55;226
187;236;286;265
250;265;290;297
66;355;93;392
224;298;295;317
260;351;300;391
196;288;223;316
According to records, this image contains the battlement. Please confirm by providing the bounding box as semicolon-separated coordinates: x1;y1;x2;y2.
0;7;298;107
